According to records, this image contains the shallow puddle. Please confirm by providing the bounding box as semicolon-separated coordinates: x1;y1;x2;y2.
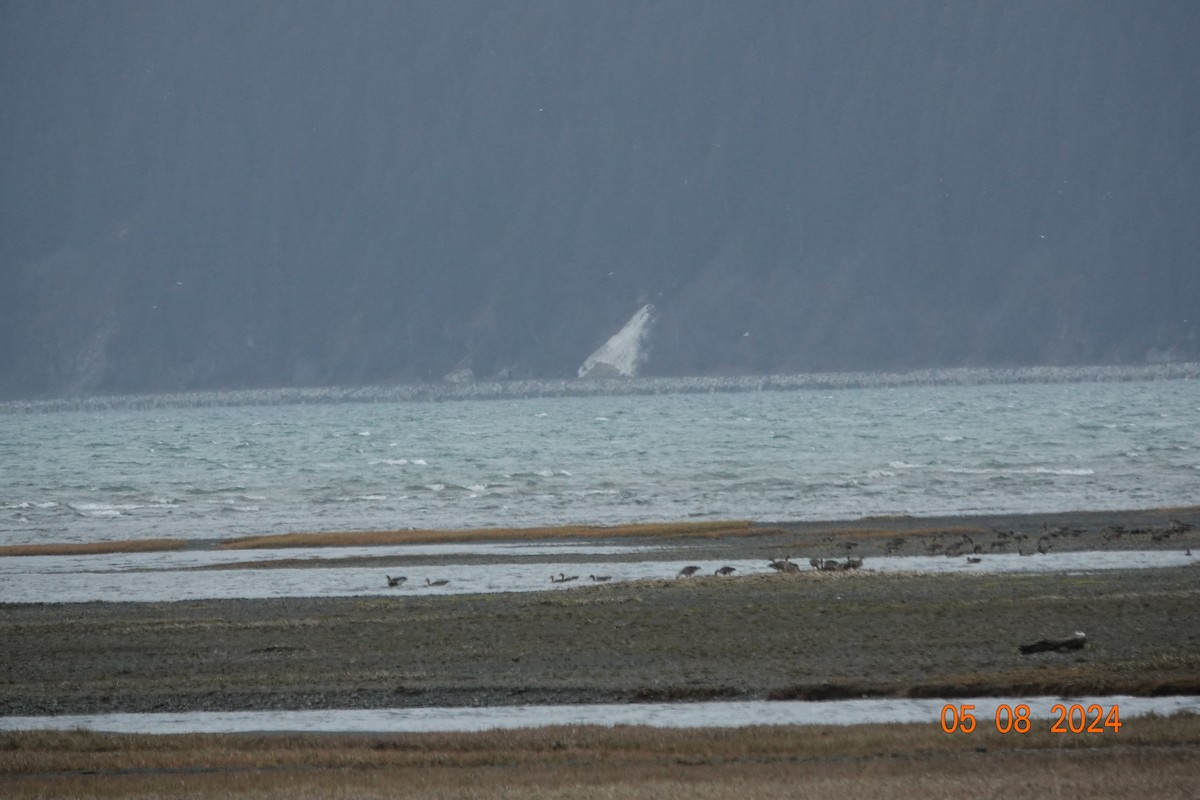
0;546;1193;604
1;695;1195;734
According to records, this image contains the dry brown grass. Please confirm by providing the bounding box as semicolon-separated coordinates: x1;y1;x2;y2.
0;521;754;558
0;539;187;557
2;715;1198;799
216;520;754;550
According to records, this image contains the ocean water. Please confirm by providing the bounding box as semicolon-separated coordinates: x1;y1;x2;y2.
1;378;1197;547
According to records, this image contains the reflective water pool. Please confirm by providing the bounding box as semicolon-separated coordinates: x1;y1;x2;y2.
2;695;1195;734
0;546;1193;604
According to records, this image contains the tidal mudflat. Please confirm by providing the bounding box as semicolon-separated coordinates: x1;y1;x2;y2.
2;508;1198;716
2;508;1198;797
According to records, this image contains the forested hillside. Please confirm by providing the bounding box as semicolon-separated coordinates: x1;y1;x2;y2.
1;1;1196;398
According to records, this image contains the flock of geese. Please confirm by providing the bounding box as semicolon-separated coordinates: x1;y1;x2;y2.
551;573;617;583
677;564;738;577
382;557;859;589
386;575;448;588
381;525;1197;590
382;569;737;588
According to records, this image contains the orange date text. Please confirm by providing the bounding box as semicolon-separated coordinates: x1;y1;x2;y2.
939;703;1121;734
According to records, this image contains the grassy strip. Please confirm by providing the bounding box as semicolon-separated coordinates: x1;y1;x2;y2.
0;539;188;557
0;522;753;557
215;520;754;550
2;716;1199;800
3;714;1198;775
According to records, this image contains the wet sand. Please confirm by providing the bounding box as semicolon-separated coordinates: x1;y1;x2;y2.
2;508;1198;716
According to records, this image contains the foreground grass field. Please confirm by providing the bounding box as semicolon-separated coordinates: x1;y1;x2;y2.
3;715;1199;799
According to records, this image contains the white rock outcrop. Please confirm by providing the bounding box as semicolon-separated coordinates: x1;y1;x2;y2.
577;304;655;379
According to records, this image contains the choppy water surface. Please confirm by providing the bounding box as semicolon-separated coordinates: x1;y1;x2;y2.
2;379;1197;547
2;695;1196;734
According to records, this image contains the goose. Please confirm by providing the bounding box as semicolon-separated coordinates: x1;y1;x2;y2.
677;565;701;578
965;556;982;565
809;557;824;570
769;556;800;572
589;574;612;582
715;566;736;576
768;557;790;572
425;578;449;587
551;573;579;583
386;575;407;587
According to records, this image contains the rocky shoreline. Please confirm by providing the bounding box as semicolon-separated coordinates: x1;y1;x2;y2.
4;362;1197;414
2;508;1198;718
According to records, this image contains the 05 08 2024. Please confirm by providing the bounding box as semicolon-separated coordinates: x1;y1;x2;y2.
940;703;1121;734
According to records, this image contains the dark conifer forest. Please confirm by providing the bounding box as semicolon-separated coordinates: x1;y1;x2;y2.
1;1;1197;398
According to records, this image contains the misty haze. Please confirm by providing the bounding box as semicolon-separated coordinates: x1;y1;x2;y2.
1;1;1197;400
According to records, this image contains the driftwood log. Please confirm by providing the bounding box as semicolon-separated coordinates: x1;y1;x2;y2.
1019;632;1087;655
